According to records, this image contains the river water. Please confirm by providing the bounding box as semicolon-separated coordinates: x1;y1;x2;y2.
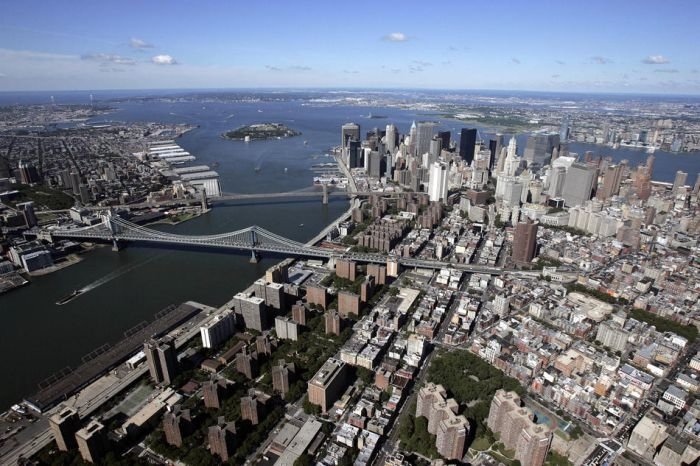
1;95;699;410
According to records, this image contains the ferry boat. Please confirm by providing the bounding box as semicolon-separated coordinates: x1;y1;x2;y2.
56;289;83;305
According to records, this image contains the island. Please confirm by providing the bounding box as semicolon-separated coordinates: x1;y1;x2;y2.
222;122;301;141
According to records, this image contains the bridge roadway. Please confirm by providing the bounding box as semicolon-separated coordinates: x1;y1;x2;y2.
36;189;426;214
51;216;523;276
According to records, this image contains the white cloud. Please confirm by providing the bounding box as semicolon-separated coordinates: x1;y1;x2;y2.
151;54;177;65
591;56;612;64
383;32;408;42
129;38;154;49
0;47;77;61
511;57;521;64
642;55;670;65
81;53;136;66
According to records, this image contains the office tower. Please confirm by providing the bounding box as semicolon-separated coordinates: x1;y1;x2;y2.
209;417;236;462
415;122;434;157
163;406;191;447
385;124;398;153
512;220;538;264
368;150;384;178
672;170;688;194
272;360;295;396
291;301;307;325
528;180;544;204
200;309;235;349
232;292;268;331
693;173;700;195
598;164;623;200
70;172;81;195
75;420;108;463
559;116;570;141
503;136;520;177
548;166;566;198
235;348;258;379
459;128;478;164
241;389;263;425
429;136;442;161
428;161;448;202
307;358;349;413
144;337;178;385
325;311;340;335
49;406;81;451
523;133;559;167
437;130;451;152
16;201;38;227
501;178;523;208
341;123;360;148
18;159;41;184
562;163;596;207
347;139;362;168
79;184;90;204
335;259;356;280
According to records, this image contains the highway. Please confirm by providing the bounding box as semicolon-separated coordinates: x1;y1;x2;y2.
0;302;219;466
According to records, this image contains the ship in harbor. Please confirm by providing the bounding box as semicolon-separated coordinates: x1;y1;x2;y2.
56;289;84;305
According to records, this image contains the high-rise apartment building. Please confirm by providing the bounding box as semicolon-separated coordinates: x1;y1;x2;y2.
307;358;349;413
163;406;192;447
144;337;178;385
232;292;269;331
49;406;81;451
325;311;341;336
596;321;630;352
672;170;688;194
75;420;108;463
416;383;469;460
209;417;236;462
200;309;236;349
272;360;295;397
487;390;552;466
598;164;623;200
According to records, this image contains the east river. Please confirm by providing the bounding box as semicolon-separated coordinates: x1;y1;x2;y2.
1;94;699;409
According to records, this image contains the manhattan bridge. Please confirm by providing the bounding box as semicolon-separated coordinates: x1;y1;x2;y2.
49;211;515;275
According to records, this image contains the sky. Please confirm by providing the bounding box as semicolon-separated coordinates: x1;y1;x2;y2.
1;0;699;94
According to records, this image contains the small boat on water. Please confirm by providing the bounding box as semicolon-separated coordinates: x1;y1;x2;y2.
56;289;83;305
299;223;304;227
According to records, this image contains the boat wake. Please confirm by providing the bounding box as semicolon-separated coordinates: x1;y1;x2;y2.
57;254;163;305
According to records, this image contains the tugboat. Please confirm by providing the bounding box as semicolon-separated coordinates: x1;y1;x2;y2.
56;289;83;305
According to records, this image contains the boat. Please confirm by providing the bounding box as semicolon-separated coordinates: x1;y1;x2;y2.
56;289;83;305
254;167;261;172
304;140;308;145
284;167;288;173
299;223;304;227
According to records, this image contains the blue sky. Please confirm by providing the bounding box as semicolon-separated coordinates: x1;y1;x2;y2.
1;0;699;93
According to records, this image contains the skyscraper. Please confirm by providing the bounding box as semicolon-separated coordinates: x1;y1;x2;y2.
561;163;596;207
598;164;623;200
368;150;385;178
428;162;449;203
523;133;559;167
341;123;360;148
17;201;38;228
512;220;538;264
437;130;451;152
459;128;478;164
18;159;41;184
144;337;178;385
559;116;570;141
385;124;398;154
415;122;435;157
672;170;688;194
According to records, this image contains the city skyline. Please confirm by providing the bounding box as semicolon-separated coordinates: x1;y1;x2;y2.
0;0;699;93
